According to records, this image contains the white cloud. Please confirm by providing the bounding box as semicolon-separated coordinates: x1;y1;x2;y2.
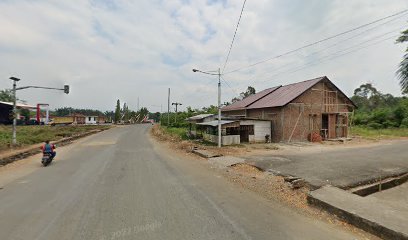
0;0;407;112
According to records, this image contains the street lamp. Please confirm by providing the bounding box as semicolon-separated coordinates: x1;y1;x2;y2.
10;77;20;145
192;68;222;148
8;77;70;146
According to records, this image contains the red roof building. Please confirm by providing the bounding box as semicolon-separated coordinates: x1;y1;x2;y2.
222;76;356;142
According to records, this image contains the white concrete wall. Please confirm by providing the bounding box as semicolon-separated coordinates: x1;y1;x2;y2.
85;116;98;124
240;120;271;143
222;135;240;145
203;133;240;145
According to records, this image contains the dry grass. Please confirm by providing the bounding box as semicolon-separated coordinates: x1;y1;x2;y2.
151;125;195;152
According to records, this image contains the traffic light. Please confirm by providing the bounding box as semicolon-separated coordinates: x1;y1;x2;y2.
64;85;70;94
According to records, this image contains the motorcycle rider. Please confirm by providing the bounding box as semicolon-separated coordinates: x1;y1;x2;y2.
41;140;56;160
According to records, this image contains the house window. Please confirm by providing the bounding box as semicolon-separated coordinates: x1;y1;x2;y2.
226;127;239;135
240;125;254;135
88;117;92;121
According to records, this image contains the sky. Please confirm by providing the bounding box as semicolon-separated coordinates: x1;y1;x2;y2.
1;0;408;112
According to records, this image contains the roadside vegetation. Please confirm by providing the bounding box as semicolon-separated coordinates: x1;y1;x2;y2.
350;126;408;139
0;125;111;151
350;83;408;138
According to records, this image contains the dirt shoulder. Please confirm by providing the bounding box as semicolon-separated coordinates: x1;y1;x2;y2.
150;125;380;240
0;125;113;166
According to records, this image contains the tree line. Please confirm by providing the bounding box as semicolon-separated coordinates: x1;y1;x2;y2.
351;83;408;129
113;99;150;123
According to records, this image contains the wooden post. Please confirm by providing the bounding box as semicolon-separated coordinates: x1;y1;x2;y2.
288;110;303;143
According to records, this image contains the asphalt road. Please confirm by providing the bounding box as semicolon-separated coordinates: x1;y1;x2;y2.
0;125;365;240
246;140;408;188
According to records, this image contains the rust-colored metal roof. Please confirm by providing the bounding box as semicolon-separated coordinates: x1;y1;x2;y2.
221;86;281;111
248;77;325;109
221;76;333;112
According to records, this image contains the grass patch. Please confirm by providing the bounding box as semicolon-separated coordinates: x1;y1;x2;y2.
162;126;189;140
350;126;408;139
0;125;111;151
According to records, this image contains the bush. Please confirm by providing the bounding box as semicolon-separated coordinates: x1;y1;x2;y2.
401;118;408;128
367;122;383;129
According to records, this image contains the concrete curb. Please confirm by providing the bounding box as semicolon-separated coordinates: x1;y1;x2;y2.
192;149;222;158
307;189;408;240
0;129;104;166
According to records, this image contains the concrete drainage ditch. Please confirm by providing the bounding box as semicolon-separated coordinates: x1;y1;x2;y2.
349;173;408;197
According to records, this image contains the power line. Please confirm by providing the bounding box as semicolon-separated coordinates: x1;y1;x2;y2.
256;14;406;81
223;8;408;75
222;0;247;73
254;27;403;85
221;76;239;95
258;33;400;86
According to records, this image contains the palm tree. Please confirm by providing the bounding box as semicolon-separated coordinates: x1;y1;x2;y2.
396;28;408;94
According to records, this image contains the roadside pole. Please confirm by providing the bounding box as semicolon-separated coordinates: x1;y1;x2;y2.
11;78;19;145
8;78;69;145
167;88;170;126
192;68;222;148
218;68;221;148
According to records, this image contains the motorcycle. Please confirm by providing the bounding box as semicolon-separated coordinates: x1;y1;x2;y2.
41;152;54;167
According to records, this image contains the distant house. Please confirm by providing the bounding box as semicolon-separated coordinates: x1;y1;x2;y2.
221;76;356;142
85;116;98;125
49;114;86;125
98;116;106;124
72;114;86;124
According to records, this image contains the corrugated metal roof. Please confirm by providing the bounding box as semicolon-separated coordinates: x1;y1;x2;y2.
221;86;281;111
248;77;324;109
186;114;214;121
196;120;238;127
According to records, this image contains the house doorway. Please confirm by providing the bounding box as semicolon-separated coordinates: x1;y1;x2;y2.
240;125;252;143
321;114;328;139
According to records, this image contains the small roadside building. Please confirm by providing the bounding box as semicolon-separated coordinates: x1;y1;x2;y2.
186;114;215;137
85;116;98;125
221;76;356;142
186;113;272;145
196;120;241;145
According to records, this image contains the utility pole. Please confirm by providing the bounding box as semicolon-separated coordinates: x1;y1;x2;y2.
167;88;170;126
217;68;221;148
192;68;222;148
10;77;20;146
172;102;182;123
137;97;139;112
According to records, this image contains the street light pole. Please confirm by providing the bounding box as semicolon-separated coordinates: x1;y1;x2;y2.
10;77;20;146
192;68;222;148
7;79;69;145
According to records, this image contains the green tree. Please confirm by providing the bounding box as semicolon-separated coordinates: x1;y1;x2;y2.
114;99;121;123
201;105;218;114
20;108;30;122
396;28;408;94
138;107;149;118
231;86;256;103
243;86;256;97
122;103;129;122
0;89;15;102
